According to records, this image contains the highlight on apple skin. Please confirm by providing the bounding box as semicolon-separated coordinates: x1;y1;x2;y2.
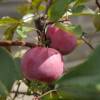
46;25;77;55
21;47;64;83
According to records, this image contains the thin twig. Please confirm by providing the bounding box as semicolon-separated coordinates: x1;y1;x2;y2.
11;89;56;99
0;40;39;48
81;36;95;50
11;91;30;95
12;81;21;100
11;91;39;96
39;89;56;99
96;0;100;10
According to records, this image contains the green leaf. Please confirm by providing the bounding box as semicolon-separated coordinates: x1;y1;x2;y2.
32;0;42;9
3;24;19;51
38;5;46;11
64;24;83;37
74;0;88;6
0;81;8;96
16;26;32;40
17;0;44;15
57;88;100;100
71;7;95;16
56;23;83;37
72;5;85;13
41;92;61;100
56;45;100;99
17;4;32;15
58;0;76;4
0;47;19;95
14;57;23;80
3;24;18;40
0;96;6;100
93;13;100;32
0;17;19;26
48;0;75;21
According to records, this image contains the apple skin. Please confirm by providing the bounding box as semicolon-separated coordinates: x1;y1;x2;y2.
46;25;77;55
21;47;64;83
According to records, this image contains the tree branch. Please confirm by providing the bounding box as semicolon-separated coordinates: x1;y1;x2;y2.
11;91;39;96
44;0;52;15
46;19;69;25
0;40;38;48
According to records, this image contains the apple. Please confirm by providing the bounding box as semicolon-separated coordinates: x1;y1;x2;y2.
21;47;64;83
46;25;77;55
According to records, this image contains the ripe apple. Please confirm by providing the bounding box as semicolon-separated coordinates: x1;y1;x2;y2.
21;47;64;83
46;25;77;55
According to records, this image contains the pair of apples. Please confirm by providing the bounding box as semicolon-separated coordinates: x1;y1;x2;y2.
21;25;77;83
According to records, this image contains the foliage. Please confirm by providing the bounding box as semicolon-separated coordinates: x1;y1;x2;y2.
56;45;100;99
0;47;20;95
0;0;100;99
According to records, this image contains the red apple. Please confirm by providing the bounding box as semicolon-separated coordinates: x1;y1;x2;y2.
46;25;77;55
21;47;64;83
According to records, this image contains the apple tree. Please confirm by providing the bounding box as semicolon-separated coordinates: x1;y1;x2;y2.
0;0;100;100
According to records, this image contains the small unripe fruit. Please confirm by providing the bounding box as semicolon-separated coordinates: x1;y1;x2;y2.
21;47;64;83
46;25;77;55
